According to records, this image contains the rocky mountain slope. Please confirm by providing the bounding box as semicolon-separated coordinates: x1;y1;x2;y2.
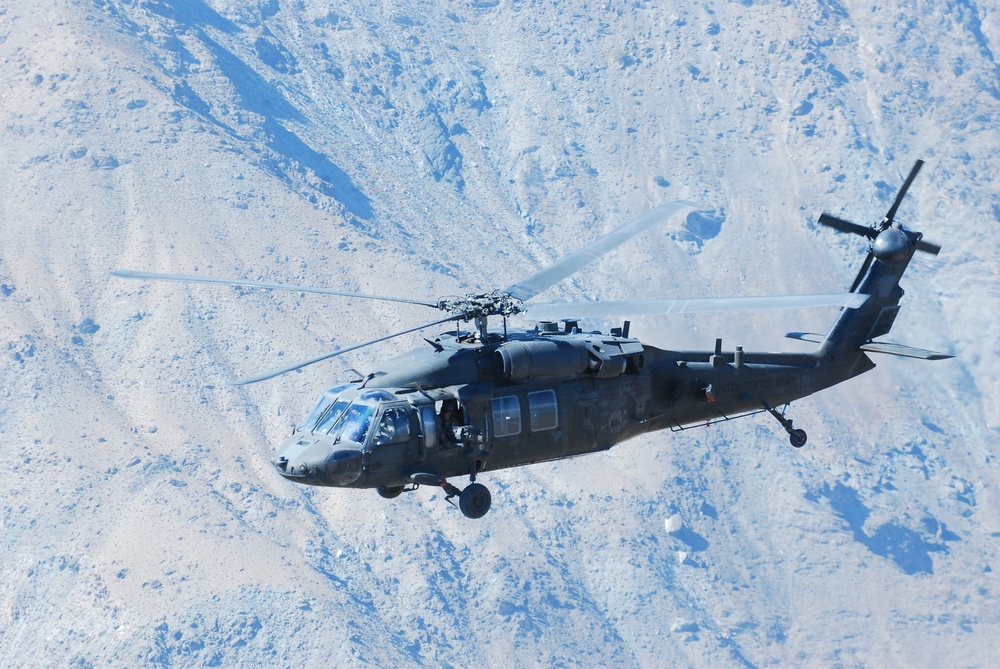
1;0;998;666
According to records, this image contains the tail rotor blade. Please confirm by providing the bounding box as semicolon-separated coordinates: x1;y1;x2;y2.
916;239;941;256
818;213;877;239
886;160;939;254
849;252;875;293
885;159;924;223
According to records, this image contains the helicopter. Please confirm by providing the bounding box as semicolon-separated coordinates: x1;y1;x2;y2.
114;160;951;519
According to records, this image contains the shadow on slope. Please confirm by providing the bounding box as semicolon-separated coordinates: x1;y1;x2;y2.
143;0;374;220
806;482;951;575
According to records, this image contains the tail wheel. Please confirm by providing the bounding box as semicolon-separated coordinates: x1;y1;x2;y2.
377;485;405;499
459;483;492;519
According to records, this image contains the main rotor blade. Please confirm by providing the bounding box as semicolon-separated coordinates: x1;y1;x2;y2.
885;159;923;223
817;213;876;239
504;201;698;302
232;315;461;385
525;292;869;320
112;270;439;308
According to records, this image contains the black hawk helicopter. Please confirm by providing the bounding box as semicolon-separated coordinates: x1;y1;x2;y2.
115;160;950;519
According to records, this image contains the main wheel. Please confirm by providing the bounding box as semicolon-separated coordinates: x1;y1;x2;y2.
377;485;405;499
459;483;492;519
789;429;807;448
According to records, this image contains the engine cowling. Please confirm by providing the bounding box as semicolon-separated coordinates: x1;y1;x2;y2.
494;339;590;381
494;336;645;381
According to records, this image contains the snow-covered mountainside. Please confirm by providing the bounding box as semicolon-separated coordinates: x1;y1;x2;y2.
2;0;998;666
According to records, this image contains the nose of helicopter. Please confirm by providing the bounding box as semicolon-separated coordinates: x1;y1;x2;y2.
272;434;363;486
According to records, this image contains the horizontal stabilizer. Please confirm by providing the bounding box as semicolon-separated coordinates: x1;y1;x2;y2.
859;341;954;360
785;332;825;344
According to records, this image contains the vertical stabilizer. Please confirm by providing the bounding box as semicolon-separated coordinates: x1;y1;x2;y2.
814;160;942;356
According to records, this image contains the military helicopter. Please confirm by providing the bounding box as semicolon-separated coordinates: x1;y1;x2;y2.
114;160;950;519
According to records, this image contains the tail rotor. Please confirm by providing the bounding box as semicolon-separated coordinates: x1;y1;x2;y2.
818;160;940;292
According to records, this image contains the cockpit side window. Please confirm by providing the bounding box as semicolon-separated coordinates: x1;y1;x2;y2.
373;407;411;446
302;397;329;431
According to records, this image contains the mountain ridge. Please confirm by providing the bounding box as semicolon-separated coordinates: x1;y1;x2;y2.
1;0;998;666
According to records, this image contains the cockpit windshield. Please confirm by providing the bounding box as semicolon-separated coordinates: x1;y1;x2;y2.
301;384;354;432
317;401;377;445
305;387;398;444
314;398;351;434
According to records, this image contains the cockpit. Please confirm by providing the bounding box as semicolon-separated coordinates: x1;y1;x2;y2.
274;383;479;488
299;386;400;447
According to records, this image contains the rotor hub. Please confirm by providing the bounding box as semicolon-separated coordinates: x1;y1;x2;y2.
437;291;524;320
872;226;911;263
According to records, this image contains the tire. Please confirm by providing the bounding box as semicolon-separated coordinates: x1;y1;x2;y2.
377;485;405;499
459;483;492;519
789;429;807;449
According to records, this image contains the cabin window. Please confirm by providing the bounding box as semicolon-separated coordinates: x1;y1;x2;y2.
527;390;558;431
491;396;521;437
373;407;411;446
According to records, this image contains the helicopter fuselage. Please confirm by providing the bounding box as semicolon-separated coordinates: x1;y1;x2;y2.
272;324;874;491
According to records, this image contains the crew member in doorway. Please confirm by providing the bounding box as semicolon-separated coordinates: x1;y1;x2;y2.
439;400;461;447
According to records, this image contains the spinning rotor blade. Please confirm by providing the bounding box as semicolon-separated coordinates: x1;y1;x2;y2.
526;292;869;320
817;213;876;239
885;159;923;224
232;314;461;385
112;270;439;308
504;201;698;302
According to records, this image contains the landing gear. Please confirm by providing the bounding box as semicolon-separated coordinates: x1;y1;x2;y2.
764;402;808;448
410;469;493;518
459;483;492;519
439;480;492;519
457;461;491;518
